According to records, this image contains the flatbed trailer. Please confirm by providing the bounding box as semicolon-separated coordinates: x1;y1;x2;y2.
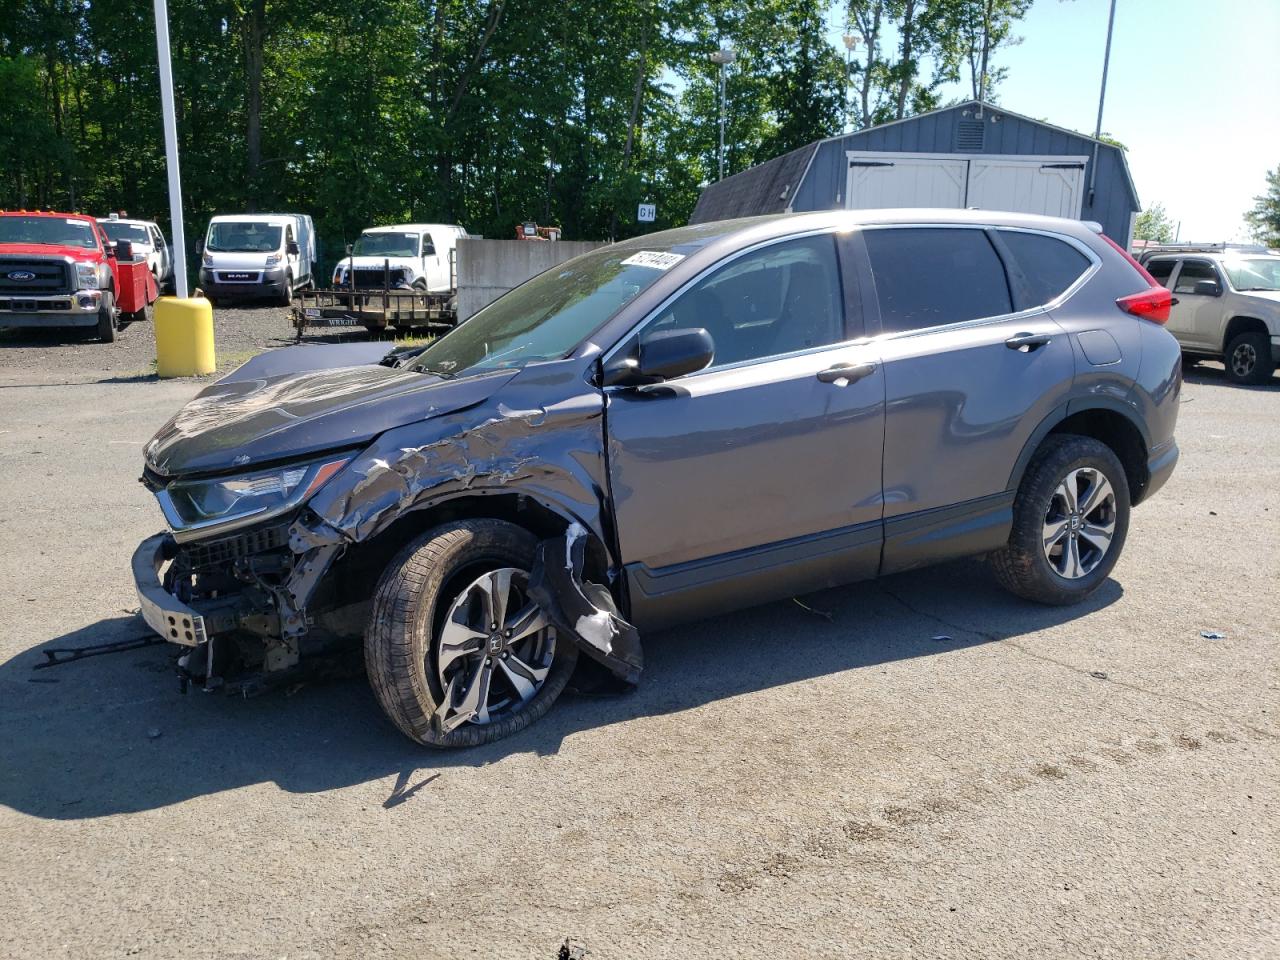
291;287;456;340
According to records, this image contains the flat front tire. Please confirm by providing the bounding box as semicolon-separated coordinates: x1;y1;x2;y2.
990;434;1130;605
365;520;577;748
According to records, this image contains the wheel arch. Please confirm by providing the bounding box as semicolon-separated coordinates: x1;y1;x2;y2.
1009;399;1152;505
319;491;618;614
1223;315;1269;353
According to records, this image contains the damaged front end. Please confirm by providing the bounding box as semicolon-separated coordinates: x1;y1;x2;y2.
130;354;642;712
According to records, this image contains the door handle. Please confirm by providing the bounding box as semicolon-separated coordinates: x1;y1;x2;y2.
816;361;876;384
1005;332;1052;352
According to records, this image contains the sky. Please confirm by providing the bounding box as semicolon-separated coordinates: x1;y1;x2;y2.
828;0;1280;241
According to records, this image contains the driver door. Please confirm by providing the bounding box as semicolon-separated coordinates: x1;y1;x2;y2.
605;232;886;630
1170;259;1226;350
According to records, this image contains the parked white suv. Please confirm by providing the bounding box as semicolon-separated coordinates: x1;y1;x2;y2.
1139;244;1280;384
332;224;468;293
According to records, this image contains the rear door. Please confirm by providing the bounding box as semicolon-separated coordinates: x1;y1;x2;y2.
862;225;1079;574
606;231;886;629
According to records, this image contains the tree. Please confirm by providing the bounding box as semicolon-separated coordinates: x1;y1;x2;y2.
945;0;1032;103
1244;165;1280;248
1133;202;1174;245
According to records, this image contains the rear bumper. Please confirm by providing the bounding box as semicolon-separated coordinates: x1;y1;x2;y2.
132;533;207;647
0;290;101;327
1142;440;1179;503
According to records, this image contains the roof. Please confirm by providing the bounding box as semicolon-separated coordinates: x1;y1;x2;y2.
364;223;465;234
1;210;95;221
689;143;818;225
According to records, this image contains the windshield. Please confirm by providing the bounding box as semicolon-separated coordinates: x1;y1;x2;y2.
206;221;283;253
100;221;151;245
409;245;683;378
0;215;99;249
353;231;420;258
1223;257;1280;292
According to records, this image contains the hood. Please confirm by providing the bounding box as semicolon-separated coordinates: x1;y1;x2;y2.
144;344;519;478
0;242;103;263
1237;289;1280;307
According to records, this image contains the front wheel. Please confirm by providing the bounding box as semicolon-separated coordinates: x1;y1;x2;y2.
990;435;1130;605
95;290;116;343
1224;331;1274;385
365;520;577;747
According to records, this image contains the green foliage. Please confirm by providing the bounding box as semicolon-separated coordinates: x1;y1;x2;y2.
1133;202;1174;245
0;0;1032;263
1244;165;1280;248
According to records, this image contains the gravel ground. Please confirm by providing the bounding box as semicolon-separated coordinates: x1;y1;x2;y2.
0;302;380;380
0;351;1276;960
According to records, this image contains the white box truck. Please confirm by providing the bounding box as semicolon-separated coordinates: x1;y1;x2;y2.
198;213;316;306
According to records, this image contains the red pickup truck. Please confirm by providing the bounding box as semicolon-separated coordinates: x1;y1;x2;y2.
0;210;158;342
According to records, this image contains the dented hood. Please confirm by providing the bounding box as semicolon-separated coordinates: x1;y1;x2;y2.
144;344;519;478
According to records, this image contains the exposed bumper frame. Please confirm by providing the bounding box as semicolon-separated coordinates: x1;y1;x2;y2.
132;533;207;647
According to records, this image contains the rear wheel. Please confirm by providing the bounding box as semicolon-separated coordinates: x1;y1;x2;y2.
365;520;577;748
95;290;116;343
990;435;1130;605
1224;331;1274;385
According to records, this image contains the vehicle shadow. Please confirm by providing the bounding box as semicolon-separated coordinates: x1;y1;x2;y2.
0;557;1121;821
1184;361;1280;390
0;327;97;348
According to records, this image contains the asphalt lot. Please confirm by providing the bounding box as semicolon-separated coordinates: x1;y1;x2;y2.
0;315;1276;959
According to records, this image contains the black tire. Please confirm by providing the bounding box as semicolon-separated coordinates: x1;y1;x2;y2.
990;434;1130;605
96;290;116;343
365;519;578;748
1224;331;1274;385
277;272;293;307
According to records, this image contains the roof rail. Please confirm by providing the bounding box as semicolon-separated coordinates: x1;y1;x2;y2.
1138;241;1270;255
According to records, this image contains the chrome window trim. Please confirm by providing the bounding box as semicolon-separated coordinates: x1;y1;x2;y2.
858;221;1103;342
601;225;867;384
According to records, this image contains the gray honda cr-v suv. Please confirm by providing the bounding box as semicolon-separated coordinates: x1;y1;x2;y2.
132;209;1181;746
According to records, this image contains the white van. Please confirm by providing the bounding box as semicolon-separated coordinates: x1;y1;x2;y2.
98;215;173;290
331;223;468;293
198;213;316;305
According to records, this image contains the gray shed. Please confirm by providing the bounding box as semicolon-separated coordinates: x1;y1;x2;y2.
690;100;1140;244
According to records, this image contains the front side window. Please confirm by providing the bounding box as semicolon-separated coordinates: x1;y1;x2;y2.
864;227;1012;333
1145;258;1177;287
422;235;436;257
207;221;282;253
642;234;846;369
1173;260;1219;294
997;230;1092;306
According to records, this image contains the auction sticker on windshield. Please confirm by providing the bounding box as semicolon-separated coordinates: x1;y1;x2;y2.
621;251;685;270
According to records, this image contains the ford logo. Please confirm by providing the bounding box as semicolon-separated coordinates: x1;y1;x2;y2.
6;270;36;282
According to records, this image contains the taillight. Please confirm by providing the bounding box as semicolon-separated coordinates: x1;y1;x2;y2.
1099;232;1170;324
1116;287;1172;324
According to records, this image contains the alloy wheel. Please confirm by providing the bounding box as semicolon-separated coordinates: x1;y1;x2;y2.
1041;467;1117;580
1231;342;1257;379
433;568;555;732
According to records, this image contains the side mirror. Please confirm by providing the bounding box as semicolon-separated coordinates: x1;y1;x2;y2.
1192;279;1221;297
113;239;133;261
286;240;300;256
345;242;354;255
603;328;714;386
195;239;204;254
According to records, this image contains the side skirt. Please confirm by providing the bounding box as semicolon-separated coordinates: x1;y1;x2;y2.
880;491;1014;577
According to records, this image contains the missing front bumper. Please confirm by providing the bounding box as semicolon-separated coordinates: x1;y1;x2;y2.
131;533;207;647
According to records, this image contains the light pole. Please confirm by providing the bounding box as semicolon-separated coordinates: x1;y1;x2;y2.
842;34;857;133
709;48;736;181
153;0;187;297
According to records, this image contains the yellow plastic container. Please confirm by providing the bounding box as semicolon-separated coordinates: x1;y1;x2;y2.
154;297;216;377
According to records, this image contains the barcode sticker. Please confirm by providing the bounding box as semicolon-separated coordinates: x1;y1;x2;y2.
621;251;685;270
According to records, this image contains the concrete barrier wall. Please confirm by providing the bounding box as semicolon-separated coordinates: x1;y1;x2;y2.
456;239;609;321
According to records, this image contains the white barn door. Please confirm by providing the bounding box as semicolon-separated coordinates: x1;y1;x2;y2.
845;156;967;209
966;157;1086;219
844;151;1088;219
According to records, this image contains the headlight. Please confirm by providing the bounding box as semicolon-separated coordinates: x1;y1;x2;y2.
76;262;102;290
158;454;352;540
265;254;281;267
202;250;213;266
333;268;345;284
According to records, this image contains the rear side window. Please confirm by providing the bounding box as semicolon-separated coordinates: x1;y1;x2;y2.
864;227;1012;333
1145;258;1176;287
996;230;1092;306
